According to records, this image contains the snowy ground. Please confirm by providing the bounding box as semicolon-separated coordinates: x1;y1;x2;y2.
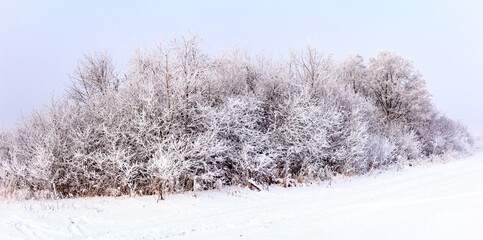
1;152;483;240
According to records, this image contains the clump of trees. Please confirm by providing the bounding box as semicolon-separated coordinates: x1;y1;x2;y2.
0;35;474;199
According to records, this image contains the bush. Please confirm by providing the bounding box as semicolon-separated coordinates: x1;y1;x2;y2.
0;35;474;199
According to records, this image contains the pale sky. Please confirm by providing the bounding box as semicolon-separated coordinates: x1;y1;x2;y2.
1;0;482;136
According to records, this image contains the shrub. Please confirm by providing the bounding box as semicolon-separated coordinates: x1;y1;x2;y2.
0;35;474;199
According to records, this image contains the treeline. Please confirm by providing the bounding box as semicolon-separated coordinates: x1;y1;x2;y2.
0;35;474;199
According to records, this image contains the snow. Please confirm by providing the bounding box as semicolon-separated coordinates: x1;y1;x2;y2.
1;152;483;240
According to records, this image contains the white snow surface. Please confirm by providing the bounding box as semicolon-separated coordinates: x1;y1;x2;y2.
1;152;483;240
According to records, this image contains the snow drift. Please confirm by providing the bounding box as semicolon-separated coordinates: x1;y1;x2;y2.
1;151;482;239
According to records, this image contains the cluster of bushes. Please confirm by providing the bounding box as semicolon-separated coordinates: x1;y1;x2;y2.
0;35;474;199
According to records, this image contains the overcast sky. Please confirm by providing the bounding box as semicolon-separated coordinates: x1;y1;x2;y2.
1;0;482;136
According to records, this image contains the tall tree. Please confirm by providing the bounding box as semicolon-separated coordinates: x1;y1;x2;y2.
366;51;432;124
339;55;367;95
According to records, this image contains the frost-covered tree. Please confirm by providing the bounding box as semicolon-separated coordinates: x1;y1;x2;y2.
339;55;367;94
366;51;433;125
67;51;120;104
290;45;335;97
0;36;474;199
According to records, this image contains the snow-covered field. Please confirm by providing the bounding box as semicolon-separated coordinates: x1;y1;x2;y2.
1;151;483;240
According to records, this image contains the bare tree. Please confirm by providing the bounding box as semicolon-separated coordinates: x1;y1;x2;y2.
67;51;119;104
290;45;334;95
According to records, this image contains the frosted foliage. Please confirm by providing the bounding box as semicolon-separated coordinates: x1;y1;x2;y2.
366;51;433;124
339;55;367;94
0;35;474;199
